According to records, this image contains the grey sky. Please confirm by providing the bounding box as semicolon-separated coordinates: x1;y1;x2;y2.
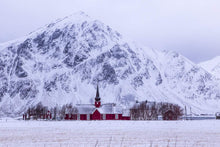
0;0;220;63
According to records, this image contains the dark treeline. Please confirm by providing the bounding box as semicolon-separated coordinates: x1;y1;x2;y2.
24;101;183;120
130;101;183;120
25;102;78;120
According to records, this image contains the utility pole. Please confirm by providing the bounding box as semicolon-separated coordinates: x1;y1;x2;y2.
190;107;192;120
185;106;187;120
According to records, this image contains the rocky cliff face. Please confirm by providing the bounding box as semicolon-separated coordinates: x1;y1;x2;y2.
199;56;220;79
0;12;220;116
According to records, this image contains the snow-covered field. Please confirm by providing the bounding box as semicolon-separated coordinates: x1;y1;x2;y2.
0;119;220;147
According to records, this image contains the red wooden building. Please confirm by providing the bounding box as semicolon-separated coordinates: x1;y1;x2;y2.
65;85;130;120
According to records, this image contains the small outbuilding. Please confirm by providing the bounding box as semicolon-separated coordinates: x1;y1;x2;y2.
162;110;177;120
216;112;220;119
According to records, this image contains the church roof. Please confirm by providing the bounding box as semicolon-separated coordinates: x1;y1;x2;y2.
97;103;122;114
76;104;95;114
75;103;123;114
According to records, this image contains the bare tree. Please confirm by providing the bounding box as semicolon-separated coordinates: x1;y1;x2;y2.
130;101;183;120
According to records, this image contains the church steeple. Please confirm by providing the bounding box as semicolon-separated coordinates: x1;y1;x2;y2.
95;85;101;107
95;85;100;101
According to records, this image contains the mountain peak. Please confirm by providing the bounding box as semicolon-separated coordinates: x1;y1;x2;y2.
0;12;220;116
199;56;220;79
51;11;91;26
27;11;92;36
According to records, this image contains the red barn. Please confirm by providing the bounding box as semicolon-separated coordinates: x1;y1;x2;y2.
65;85;130;120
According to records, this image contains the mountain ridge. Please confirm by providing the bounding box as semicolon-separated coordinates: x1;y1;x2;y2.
0;12;220;116
199;56;220;79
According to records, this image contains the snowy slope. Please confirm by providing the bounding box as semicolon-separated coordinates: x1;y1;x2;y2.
199;56;220;79
0;12;220;116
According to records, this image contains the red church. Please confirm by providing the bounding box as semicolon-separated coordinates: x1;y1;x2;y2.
65;85;130;120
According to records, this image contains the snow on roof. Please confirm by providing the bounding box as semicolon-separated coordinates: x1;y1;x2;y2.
98;103;122;114
114;106;123;114
122;109;130;117
76;104;95;114
97;105;113;114
75;103;124;114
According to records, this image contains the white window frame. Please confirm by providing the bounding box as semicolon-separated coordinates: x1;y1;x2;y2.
115;114;118;119
87;114;90;120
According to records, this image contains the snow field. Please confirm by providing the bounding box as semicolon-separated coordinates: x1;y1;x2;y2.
0;119;220;147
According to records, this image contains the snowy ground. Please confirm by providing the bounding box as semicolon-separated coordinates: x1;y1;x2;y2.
0;119;220;147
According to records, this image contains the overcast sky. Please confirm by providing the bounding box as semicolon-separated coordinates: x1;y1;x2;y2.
0;0;220;63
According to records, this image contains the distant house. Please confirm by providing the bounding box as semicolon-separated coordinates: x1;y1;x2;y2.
162;110;177;120
216;112;220;119
65;85;130;120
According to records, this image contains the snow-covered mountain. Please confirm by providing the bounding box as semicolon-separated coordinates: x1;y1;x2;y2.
0;12;220;116
199;56;220;79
